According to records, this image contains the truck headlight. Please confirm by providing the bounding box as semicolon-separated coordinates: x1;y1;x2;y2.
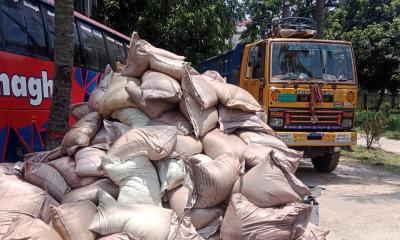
342;119;352;128
270;118;284;127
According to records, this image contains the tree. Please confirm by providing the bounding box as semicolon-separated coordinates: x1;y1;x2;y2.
45;0;75;149
92;0;243;65
315;0;325;38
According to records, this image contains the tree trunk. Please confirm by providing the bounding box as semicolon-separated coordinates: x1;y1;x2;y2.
45;0;75;150
283;0;291;18
391;90;397;110
376;89;385;111
315;0;325;39
363;90;368;110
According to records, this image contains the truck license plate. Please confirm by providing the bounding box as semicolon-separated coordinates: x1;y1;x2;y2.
336;134;351;142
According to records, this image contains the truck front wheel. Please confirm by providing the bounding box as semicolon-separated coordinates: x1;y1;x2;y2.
311;151;340;173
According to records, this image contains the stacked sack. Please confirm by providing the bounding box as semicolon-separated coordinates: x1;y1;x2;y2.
0;32;329;240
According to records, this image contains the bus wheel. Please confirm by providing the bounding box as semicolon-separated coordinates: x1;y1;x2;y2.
311;152;340;173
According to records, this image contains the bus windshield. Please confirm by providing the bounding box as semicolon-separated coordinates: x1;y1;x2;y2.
271;42;355;83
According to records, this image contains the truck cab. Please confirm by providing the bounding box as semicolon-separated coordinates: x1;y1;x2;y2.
199;18;357;172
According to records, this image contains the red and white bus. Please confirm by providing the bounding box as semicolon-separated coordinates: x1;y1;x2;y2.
0;0;130;162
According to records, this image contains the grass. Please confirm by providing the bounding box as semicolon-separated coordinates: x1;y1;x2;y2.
355;111;400;139
342;145;400;168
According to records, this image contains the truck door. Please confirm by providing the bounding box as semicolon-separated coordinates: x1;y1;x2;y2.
243;42;266;104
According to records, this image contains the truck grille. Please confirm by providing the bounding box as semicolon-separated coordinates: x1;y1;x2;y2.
284;109;345;130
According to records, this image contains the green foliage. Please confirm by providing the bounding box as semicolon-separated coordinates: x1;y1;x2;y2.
361;110;389;149
92;0;243;65
342;145;400;168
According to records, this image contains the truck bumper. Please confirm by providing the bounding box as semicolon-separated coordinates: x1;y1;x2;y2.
276;131;357;147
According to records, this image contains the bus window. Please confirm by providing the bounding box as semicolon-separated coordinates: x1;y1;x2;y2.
105;34;126;68
78;21;108;71
43;6;83;65
22;0;47;57
0;0;27;53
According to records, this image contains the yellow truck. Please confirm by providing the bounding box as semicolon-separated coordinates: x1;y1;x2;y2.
198;18;357;172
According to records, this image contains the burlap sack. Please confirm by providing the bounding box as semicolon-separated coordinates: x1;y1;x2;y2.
201;129;246;159
242;145;303;172
97;233;135;240
220;194;312;240
90;120;130;150
102;151;161;206
74;147;106;177
157;158;185;194
126;82;177;118
111;108;150;128
141;70;182;103
149;110;193;135
210;81;262;112
232;151;310;208
0;163;18;179
202;70;226;83
62;179;119;205
48;156;98;189
0;212;62;240
171;135;203;158
23;146;64;163
89;190;174;239
182;66;218;109
61;112;102;153
149;54;186;80
23;162;70;202
70;102;89;121
99;73;140;115
218;105;274;134
88;65;113;112
185;154;242;208
109;125;178;161
168;185;223;231
179;93;218;138
297;223;329;240
236;129;283;146
51;200;97;240
168;216;205;240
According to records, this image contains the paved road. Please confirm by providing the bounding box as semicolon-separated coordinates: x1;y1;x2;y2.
357;134;400;154
297;159;400;240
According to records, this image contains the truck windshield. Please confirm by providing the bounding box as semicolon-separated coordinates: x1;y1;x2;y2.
271;42;355;83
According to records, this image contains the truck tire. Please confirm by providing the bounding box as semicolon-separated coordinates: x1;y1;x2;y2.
311;152;340;173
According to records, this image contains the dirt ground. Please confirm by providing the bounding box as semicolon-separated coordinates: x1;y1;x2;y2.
296;159;400;240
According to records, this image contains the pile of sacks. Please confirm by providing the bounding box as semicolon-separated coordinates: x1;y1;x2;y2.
0;32;329;240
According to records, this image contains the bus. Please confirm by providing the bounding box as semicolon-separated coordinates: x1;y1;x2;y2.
0;0;130;162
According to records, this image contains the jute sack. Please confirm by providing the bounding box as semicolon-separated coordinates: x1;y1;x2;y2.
182;65;218;110
23;146;64;163
97;233;135;240
102;151;161;206
218;105;274;134
0;212;62;240
157;158;185;194
62;179;119;205
111;108;150;128
149;54;186;80
0;163;18;179
23;162;70;202
242;145;302;172
179;92;218;138
90;120;130;150
210;81;262;112
126;82;177;118
236;129;283;146
74;147;106;177
141;70;182;103
220;194;312;240
232;151;310;208
89;190;174;239
168;185;223;231
51;200;97;240
48;156;98;189
149;110;193;136
171;135;203;158
201;129;246;159
61;112;102;153
70;102;89;121
99;73;140;115
185;154;242;208
297;223;329;240
109;125;178;161
202;70;226;83
88;65;113;112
